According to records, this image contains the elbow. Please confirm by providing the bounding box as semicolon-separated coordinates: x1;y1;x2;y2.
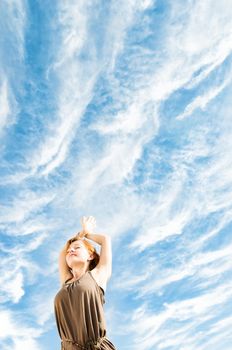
103;234;111;242
107;264;112;279
107;270;112;281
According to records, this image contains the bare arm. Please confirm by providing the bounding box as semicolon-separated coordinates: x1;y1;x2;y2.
58;217;113;287
58;243;72;285
85;233;112;279
79;217;113;282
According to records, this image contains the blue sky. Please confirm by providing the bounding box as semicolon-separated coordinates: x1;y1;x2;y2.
1;0;232;349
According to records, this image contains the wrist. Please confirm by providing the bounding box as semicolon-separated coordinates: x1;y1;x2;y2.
76;231;85;239
81;229;94;236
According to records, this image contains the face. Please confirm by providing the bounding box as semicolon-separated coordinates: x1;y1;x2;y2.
66;240;93;268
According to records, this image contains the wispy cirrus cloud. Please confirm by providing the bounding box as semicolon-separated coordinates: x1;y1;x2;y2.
0;309;42;350
0;79;12;134
127;279;232;350
1;0;232;349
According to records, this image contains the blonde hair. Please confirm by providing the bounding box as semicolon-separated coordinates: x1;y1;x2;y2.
66;236;100;271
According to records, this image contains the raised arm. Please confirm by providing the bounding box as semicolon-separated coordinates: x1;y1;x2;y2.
85;233;112;279
58;242;72;285
58;216;113;288
79;216;113;288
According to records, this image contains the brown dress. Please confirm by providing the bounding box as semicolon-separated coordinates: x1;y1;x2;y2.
54;270;117;350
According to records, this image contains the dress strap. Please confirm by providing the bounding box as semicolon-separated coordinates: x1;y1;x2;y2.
62;336;107;350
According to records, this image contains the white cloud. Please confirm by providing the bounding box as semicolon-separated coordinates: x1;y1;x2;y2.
173;1;232;55
177;74;232;120
1;1;232;350
30;0;155;177
0;79;11;131
0;310;42;350
126;280;232;349
0;76;19;138
0;245;46;304
0;0;26;59
0;190;55;225
0;265;24;303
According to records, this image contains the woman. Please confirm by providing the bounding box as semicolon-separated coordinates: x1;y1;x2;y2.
54;216;117;350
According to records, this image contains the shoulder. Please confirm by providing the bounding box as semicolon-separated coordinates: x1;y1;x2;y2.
90;266;111;292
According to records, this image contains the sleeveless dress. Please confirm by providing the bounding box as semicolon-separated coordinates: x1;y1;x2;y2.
54;270;117;350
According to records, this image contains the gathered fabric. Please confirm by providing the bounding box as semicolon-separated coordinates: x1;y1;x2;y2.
62;336;107;350
54;270;117;350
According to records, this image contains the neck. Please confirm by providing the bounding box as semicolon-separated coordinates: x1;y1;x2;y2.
71;264;89;280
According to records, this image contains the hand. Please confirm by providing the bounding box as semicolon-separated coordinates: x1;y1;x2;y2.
80;216;96;235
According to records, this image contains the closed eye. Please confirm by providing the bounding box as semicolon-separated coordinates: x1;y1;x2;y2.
67;246;81;253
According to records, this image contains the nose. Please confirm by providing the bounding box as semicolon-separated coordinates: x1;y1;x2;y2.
68;247;75;254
